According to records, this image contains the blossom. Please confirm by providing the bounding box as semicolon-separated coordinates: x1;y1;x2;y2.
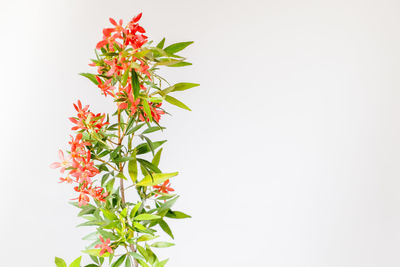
124;13;148;49
137;61;151;79
104;58;122;77
59;176;74;184
96;32;122;52
153;179;174;195
73;100;89;119
95;76;115;97
50;150;71;173
95;235;113;256
89;186;108;202
73;188;90;207
103;18;125;36
138;102;165;123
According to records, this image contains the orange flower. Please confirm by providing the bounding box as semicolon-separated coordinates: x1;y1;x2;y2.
95;236;113;256
50;150;71;173
153;179;174;195
95;76;115;97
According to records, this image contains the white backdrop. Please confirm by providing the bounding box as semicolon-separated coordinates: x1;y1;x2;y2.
1;0;400;266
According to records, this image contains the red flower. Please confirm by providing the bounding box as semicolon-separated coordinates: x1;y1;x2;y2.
96;32;122;52
50;150;71;173
153;179;174;195
73;187;90;207
95;76;115;97
103;18;125;36
73;100;89;119
104;58;122;77
137;61;151;80
59;176;74;184
95;236;113;256
124;14;148;49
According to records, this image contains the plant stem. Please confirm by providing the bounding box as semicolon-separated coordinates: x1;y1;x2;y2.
118;109;138;267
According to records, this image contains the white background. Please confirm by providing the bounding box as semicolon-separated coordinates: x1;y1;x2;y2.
1;0;400;266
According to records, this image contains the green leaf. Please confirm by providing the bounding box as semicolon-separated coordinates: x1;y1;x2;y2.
136;140;166;155
158;197;179;216
164;95;191;111
151;242;175;248
172;82;200;92
141;100;153;122
113;157;134;163
120;207;128;218
130;202;142;218
111;255;126;267
124;256;131;267
152;148;163;167
159;82;199;96
137;158;161;173
128;150;138;183
129;252;145;261
134;214;161;221
142;126;165;134
82;249;110;257
117;172;128;180
137;260;149;267
102;209;118;221
131;69;140;100
159;220;174;239
79;73;99;85
155;58;183;66
164;41;193;54
142;135;155;155
137;234;159;242
121;69;130;87
156;38;165;49
55;257;67;267
136;172;178;187
168;62;192;67
69;256;82;267
155;259;169;267
165;210;192;219
126;123;145;135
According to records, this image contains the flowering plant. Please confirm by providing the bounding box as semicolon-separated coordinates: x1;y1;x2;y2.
51;13;198;267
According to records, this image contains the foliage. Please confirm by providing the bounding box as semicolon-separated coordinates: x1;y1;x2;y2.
51;13;198;267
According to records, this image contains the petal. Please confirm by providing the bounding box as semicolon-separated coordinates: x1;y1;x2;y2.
50;162;61;169
58;150;64;160
109;18;117;26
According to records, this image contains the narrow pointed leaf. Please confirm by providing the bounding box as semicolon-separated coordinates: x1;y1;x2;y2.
128;150;138;183
131;70;140;99
79;73;99;85
69;256;82;267
164;95;191;111
164;41;193;54
134;214;161;221
136;172;178;187
156;38;165;49
152;148;163;167
55;257;67;267
151;242;175;248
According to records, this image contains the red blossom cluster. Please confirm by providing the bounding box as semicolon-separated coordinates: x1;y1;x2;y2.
90;13;165;123
95;235;113;256
69;100;109;132
51;103;109;207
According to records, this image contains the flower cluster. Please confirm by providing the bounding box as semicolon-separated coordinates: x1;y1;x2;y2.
90;13;165;123
69;100;108;132
51;102;108;207
95;235;113;256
